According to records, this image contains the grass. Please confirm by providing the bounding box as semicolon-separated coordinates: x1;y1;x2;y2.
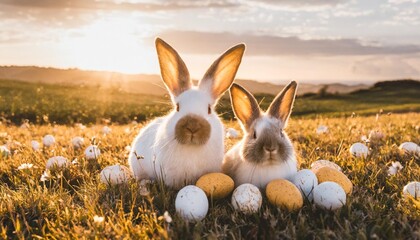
0;113;419;239
1;79;419;124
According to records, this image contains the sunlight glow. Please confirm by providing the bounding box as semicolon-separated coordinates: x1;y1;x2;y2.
57;16;157;74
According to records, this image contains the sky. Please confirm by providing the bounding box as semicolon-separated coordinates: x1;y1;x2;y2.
0;0;419;84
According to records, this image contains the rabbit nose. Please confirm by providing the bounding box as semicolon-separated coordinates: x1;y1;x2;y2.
264;146;277;153
185;119;200;133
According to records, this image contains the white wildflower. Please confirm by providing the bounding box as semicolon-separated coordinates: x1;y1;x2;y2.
388;161;403;176
93;215;105;224
163;211;172;223
316;125;328;134
72;158;79;165
18;163;34;170
40;170;51;182
226;128;239;139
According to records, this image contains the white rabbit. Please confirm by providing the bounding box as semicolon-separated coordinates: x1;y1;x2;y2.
222;82;298;188
128;38;245;189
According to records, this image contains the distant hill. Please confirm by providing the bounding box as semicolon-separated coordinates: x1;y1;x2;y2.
0;65;369;95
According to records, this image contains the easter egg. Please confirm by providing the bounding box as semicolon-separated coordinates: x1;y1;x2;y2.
399;142;419;154
31;140;40;151
71;136;84;149
292;169;318;201
175;185;209;221
313;182;346;210
100;165;131;185
46;156;69;170
85;145;101;160
266;179;303;211
403;181;420;199
231;184;262;214
314;167;353;194
368;130;384;143
349;142;368;158
196;173;234;199
43;135;55;147
311;159;342;172
316;125;328;134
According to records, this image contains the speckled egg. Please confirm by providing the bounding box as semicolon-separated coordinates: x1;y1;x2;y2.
85;145;101;160
315;167;353;195
349;142;369;158
311;159;342;172
100;165;131;185
313;182;346;210
399;142;419;154
46;156;69;170
266;179;303;211
196;173;234;199
292;169;318;201
403;181;420;199
231;184;262;214
175;185;209;221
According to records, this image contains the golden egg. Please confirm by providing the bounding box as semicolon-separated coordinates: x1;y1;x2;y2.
266;179;303;211
196;173;234;199
314;167;353;194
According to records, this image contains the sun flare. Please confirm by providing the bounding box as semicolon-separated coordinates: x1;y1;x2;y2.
58;16;157;74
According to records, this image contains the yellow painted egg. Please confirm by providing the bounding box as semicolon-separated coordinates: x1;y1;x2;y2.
196;173;234;199
266;179;303;211
315;167;353;195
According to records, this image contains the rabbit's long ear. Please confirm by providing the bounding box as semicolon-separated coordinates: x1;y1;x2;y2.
230;83;260;131
199;43;245;100
267;81;297;125
156;38;191;97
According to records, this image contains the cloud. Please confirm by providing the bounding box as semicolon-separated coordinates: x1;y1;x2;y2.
352;57;419;77
154;30;420;56
0;0;237;11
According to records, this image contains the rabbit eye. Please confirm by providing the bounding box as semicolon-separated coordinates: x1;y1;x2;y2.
253;131;257;139
176;103;179;112
208;104;211;114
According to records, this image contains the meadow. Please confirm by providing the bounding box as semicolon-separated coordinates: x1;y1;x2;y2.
0;79;419;239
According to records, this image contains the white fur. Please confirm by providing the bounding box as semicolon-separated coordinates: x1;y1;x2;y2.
224;114;298;188
128;88;225;188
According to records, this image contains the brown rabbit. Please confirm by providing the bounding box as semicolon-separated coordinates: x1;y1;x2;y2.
222;81;298;188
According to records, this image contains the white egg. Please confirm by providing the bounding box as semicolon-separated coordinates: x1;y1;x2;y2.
311;159;342;172
100;165;131;185
0;145;10;158
226;128;239;139
316;125;328;134
313;182;346;210
175;185;209;221
43;135;56;147
71;136;84;149
231;183;262;214
403;181;420;199
102;126;112;135
292;169;318;201
349;142;369;158
31;140;40;151
368;130;384;142
85;145;101;160
399;142;419;154
46;156;69;170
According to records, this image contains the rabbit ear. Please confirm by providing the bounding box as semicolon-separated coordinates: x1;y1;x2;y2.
156;38;191;97
267;81;297;125
230;83;260;131
199;43;245;100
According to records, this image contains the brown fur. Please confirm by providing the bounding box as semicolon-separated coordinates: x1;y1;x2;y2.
175;114;211;145
242;122;293;164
